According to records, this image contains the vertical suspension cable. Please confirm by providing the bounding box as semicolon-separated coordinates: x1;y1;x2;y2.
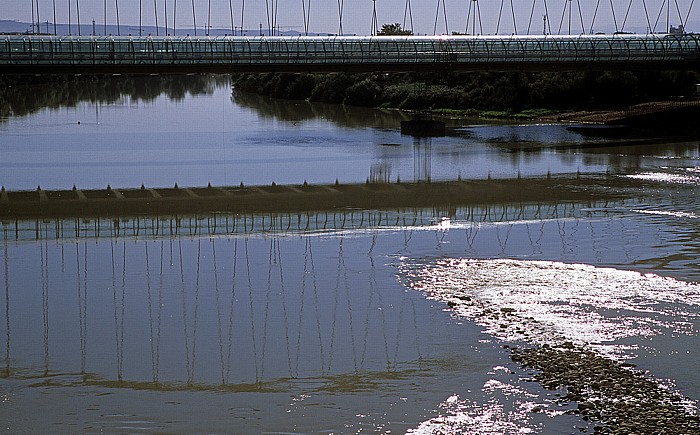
154;0;159;35
174;0;178;35
192;0;197;35
240;0;246;35
68;0;72;35
165;0;168;35
31;0;36;34
76;0;81;35
116;0;121;35
104;0;107;35
139;0;143;35
36;0;41;34
207;0;212;36
53;0;57;35
230;0;235;34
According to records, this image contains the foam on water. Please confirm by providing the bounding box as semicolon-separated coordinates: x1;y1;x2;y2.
402;259;700;358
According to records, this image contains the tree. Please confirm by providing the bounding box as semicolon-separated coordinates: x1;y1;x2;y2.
377;23;413;36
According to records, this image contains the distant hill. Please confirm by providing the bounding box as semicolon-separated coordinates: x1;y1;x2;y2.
0;19;339;37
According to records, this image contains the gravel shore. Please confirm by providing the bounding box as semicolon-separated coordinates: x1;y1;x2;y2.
511;343;700;434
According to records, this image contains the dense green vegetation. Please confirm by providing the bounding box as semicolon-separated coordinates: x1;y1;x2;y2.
232;70;700;116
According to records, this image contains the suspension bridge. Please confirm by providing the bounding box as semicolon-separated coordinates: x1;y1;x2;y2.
2;33;700;74
5;0;700;74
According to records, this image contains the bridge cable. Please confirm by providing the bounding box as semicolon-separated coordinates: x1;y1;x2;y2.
164;0;168;35
192;0;197;36
576;0;584;33
241;0;246;35
528;0;552;34
338;0;344;34
511;0;518;34
621;0;652;33
465;0;482;35
53;0;57;35
31;0;35;34
684;0;696;32
35;0;41;35
371;0;378;35
116;0;121;36
403;0;414;33
434;0;449;34
302;0;311;35
229;0;235;34
174;0;178;35
139;0;143;35
207;0;212;36
674;0;685;30
104;0;107;35
653;0;668;32
76;0;81;35
497;0;505;33
68;0;72;35
154;0;159;35
589;0;601;33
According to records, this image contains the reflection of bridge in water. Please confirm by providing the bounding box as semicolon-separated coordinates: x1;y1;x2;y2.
1;198;621;390
2;34;700;75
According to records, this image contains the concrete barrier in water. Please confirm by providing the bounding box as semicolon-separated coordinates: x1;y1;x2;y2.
0;178;634;219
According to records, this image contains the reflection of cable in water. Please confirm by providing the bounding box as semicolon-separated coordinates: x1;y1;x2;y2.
110;241;126;381
294;237;309;378
3;228;10;377
244;237;260;383
212;238;226;384
225;238;238;384
41;232;49;376
276;237;293;378
343;237;358;372
145;241;161;384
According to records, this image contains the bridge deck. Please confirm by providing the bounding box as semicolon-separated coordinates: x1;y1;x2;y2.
2;34;700;74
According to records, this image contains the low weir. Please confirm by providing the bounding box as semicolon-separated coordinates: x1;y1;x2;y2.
0;178;631;220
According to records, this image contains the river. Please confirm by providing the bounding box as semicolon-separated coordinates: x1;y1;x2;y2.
0;75;699;433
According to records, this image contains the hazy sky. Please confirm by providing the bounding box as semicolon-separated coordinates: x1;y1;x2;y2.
1;0;696;36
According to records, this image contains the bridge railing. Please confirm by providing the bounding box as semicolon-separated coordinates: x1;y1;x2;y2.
1;34;699;71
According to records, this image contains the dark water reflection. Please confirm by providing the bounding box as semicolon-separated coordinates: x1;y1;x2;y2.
0;75;230;120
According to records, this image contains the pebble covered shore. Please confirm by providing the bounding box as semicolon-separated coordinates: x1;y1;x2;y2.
510;344;700;434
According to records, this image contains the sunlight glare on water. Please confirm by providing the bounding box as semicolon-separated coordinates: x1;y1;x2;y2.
403;259;700;358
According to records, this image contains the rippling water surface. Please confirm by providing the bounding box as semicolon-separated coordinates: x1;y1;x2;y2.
1;76;700;433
